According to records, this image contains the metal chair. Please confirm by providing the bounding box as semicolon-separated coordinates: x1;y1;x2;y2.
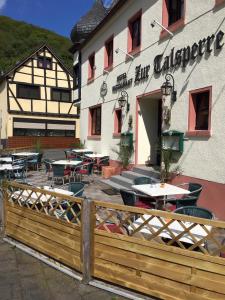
120;189;155;209
167;182;203;209
174;206;214;219
94;156;109;174
68;182;85;197
52;164;70;185
133;176;152;185
43;159;53;177
75;162;94;182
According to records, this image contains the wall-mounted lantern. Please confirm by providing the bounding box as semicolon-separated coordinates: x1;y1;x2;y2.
118;90;130;112
161;73;177;102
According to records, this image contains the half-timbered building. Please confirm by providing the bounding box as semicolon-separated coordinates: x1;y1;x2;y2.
0;44;79;148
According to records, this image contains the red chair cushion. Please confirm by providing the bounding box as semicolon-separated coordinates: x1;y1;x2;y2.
97;224;125;234
135;200;155;209
64;169;71;176
78;169;88;174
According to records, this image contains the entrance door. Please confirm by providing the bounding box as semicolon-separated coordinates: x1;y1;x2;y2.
137;93;162;165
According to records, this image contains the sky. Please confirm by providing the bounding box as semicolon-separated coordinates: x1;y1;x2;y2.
0;0;112;38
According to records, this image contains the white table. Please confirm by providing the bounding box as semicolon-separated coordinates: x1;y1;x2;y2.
13;187;74;204
52;160;82;166
129;214;211;245
132;183;190;209
43;186;74;196
0;164;22;171
132;183;190;197
72;149;93;154
0;157;12;163
12;152;39;157
85;153;106;159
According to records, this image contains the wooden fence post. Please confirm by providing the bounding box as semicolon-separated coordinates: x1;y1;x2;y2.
0;180;7;235
81;198;95;284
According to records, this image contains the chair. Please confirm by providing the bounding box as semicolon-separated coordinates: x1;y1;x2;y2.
64;150;75;160
27;154;42;170
94;156;109;174
68;182;85;197
52;164;71;185
43;159;53;177
120;189;155;209
75;162;94;182
12;166;27;182
167;182;203;210
120;189;136;206
174;206;214;219
133;176;152;185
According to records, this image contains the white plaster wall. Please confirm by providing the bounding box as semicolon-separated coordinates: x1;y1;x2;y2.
79;0;225;183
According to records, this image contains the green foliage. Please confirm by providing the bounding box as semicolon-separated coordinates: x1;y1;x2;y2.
0;16;73;73
71;140;85;149
34;138;42;154
112;139;134;169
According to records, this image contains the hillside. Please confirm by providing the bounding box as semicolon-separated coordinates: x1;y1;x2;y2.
0;16;73;73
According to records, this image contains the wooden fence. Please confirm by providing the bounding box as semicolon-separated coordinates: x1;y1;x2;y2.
2;181;225;299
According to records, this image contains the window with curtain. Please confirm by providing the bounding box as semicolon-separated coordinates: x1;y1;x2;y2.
90;106;101;135
166;0;184;26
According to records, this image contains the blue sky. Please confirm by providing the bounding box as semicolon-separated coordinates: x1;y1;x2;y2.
0;0;112;38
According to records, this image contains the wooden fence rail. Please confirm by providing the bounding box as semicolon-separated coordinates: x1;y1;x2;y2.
2;181;225;300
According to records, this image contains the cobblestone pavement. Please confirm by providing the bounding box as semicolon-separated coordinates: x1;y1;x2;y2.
0;236;126;300
0;149;128;300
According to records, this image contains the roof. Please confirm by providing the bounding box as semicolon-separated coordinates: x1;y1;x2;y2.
70;0;128;52
70;0;108;45
0;43;73;82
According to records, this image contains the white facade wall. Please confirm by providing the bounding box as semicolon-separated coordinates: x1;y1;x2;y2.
79;0;225;184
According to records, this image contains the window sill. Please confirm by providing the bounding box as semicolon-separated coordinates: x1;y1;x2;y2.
87;77;95;84
160;18;185;40
186;130;211;138
113;133;121;138
103;65;113;73
126;47;141;60
87;135;101;140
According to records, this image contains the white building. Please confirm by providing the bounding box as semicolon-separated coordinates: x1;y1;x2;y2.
71;0;225;219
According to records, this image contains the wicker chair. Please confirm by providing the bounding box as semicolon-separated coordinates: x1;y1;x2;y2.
174;206;214;219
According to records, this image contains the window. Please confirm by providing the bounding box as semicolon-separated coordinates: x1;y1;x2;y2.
89;106;101;136
105;37;114;69
88;53;95;80
162;0;185;37
188;87;212;136
13;118;75;137
128;11;142;54
114;109;122;135
167;0;184;26
37;56;52;69
73;64;79;89
17;84;40;99
52;88;71;102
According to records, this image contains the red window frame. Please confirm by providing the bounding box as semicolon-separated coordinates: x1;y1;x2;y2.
187;86;212;137
161;0;185;38
127;10;142;55
88;105;101;137
88;52;95;81
113;108;122;137
104;35;114;70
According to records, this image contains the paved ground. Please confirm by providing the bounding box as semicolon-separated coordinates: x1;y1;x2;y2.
0;149;127;300
0;234;127;300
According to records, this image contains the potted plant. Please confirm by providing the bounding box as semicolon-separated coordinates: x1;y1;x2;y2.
160;148;182;183
112;135;134;171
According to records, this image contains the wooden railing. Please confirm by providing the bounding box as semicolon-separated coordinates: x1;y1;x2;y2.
2;181;225;299
3;181;82;272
